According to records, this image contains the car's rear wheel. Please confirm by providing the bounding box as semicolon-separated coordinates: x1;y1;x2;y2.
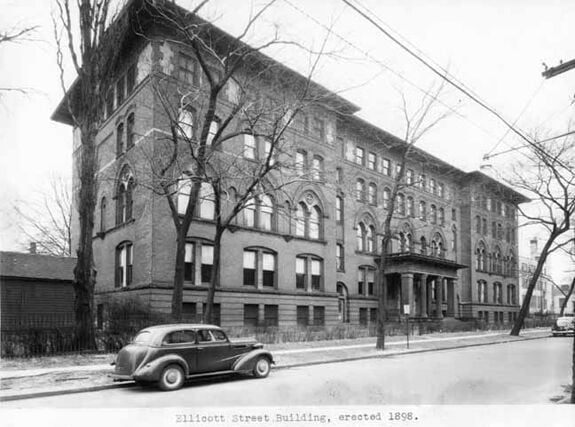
158;364;185;391
253;356;271;378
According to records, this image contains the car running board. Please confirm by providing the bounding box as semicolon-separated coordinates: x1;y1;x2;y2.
186;370;237;379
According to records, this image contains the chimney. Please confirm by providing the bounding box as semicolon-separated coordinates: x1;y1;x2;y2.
29;242;37;254
530;238;538;260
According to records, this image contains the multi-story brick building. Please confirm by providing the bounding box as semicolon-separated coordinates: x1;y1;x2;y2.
53;0;528;329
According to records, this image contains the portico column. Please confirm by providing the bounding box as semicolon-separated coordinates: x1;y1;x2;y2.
420;274;428;318
436;276;444;318
401;273;415;317
426;278;433;318
447;278;455;317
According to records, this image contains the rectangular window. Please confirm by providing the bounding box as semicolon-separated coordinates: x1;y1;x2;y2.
295;150;306;172
406;169;414;185
184;243;195;283
370;308;377;323
243;304;259;327
243;134;256;159
296;306;309;326
438;182;445;198
367;152;376;170
336;197;343;223
178;52;198;86
336;167;344;183
382;158;390;176
359;308;368;326
182;302;197;322
201;245;214;283
336;243;344;271
313;306;325;326
366;269;375;296
358;269;364;295
311;259;321;291
262;253;275;287
243;250;257;286
355;147;365;165
313;118;324;141
296;257;306;289
264;305;279;327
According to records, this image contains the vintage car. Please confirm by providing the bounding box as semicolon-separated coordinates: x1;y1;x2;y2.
551;315;575;337
112;324;274;391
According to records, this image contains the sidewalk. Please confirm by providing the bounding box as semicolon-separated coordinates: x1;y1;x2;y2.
0;328;550;401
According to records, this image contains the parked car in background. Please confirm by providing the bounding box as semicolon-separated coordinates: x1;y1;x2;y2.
551;315;575;337
112;324;274;391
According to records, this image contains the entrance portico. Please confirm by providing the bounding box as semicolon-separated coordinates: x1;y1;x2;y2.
382;253;466;320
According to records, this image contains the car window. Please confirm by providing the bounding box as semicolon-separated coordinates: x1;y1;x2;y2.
133;331;152;344
197;330;213;342
211;330;227;341
163;330;197;345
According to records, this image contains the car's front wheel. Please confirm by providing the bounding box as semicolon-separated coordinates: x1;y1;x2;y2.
158;364;185;391
253;356;271;378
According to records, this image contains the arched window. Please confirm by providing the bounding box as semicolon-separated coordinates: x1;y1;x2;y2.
368;183;377;205
476;242;486;271
430;204;437;225
244;196;256;227
116;166;134;225
493;246;502;274
357;223;365;252
438;207;445;226
259;195;273;230
126;112;135;149
295;203;306;237
419;201;427;221
431;233;444;257
407;196;414;217
294;198;322;239
397;193;406;215
383;188;391;209
366;225;375;252
312;155;324;181
178;107;195;139
309;206;321;239
356;179;365;202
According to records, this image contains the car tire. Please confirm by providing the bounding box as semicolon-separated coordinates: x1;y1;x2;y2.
158;364;185;391
253;356;271;378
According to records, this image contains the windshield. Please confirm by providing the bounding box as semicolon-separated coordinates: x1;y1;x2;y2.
133;331;153;344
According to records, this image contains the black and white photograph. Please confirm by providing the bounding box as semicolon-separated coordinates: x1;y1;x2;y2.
1;1;575;426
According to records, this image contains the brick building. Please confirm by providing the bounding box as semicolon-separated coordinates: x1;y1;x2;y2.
52;0;528;329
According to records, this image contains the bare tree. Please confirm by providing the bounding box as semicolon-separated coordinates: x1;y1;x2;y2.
508;132;575;336
13;175;72;257
376;80;451;349
136;0;328;321
0;25;38;95
53;0;128;349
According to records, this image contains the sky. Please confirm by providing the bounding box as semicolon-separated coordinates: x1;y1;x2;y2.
1;0;574;281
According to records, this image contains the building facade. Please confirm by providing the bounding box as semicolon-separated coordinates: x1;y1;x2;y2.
519;238;556;316
53;0;528;329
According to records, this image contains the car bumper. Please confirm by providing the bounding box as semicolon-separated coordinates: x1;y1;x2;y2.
551;329;574;336
111;373;135;382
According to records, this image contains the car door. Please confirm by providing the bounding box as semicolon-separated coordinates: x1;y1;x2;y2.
159;329;198;373
196;329;236;373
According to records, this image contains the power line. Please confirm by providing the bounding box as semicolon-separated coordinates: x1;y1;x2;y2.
342;0;569;169
280;0;503;144
484;129;575;160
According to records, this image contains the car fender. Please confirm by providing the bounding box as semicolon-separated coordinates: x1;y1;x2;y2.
133;354;189;382
232;349;274;373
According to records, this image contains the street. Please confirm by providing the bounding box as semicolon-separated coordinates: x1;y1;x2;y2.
2;337;572;407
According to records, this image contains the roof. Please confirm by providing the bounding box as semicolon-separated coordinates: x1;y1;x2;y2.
0;251;76;282
465;171;531;204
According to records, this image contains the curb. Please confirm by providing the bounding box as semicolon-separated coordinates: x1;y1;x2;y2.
0;333;550;402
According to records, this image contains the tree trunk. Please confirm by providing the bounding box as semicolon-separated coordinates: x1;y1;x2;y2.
171;227;188;322
571;330;575;403
511;236;553;336
204;230;223;324
560;277;575;317
376;272;388;349
73;124;98;350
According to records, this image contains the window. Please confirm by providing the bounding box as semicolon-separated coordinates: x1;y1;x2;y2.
438;208;445;226
243;134;256;159
507;284;516;304
106;90;114;118
494;282;503;304
395;163;402;178
438;182;445;198
478;280;487;303
297;306;309;326
295;203;306;237
177;178;191;216
126;113;135;149
368;183;377;205
295;150;307;173
382;158;391;176
244;304;259;327
431;233;444;258
245;194;275;231
206;119;219;146
178;108;195;139
116;122;124;157
420;237;427;255
313;306;325;326
497;223;503;240
100;197;107;232
419;174;427;190
115;241;133;288
312;155;324;181
201;303;221;325
355;179;365;202
407;196;414;217
452;208;456;221
356;223;365;252
262;252;275;287
476;242;486;271
178;52;198;86
370;308;377;323
263;139;275;165
201;244;214;283
116;167;134;225
336;167;344;183
264;305;279;327
366;225;375;252
294;200;322;239
367;152;376;170
312;118;324;141
429;179;436;195
430;204;437;224
383;188;391;209
357;266;376;296
482;218;487;235
359;308;368;326
296;255;323;291
419;201;427;221
355;147;365;165
475;216;481;234
357;221;376;253
335;196;343;223
243;250;257;286
406;169;414;185
397;193;406;215
336;243;345;271
116;77;125;107
184;243;195;283
199;182;215;219
309;206;321;239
